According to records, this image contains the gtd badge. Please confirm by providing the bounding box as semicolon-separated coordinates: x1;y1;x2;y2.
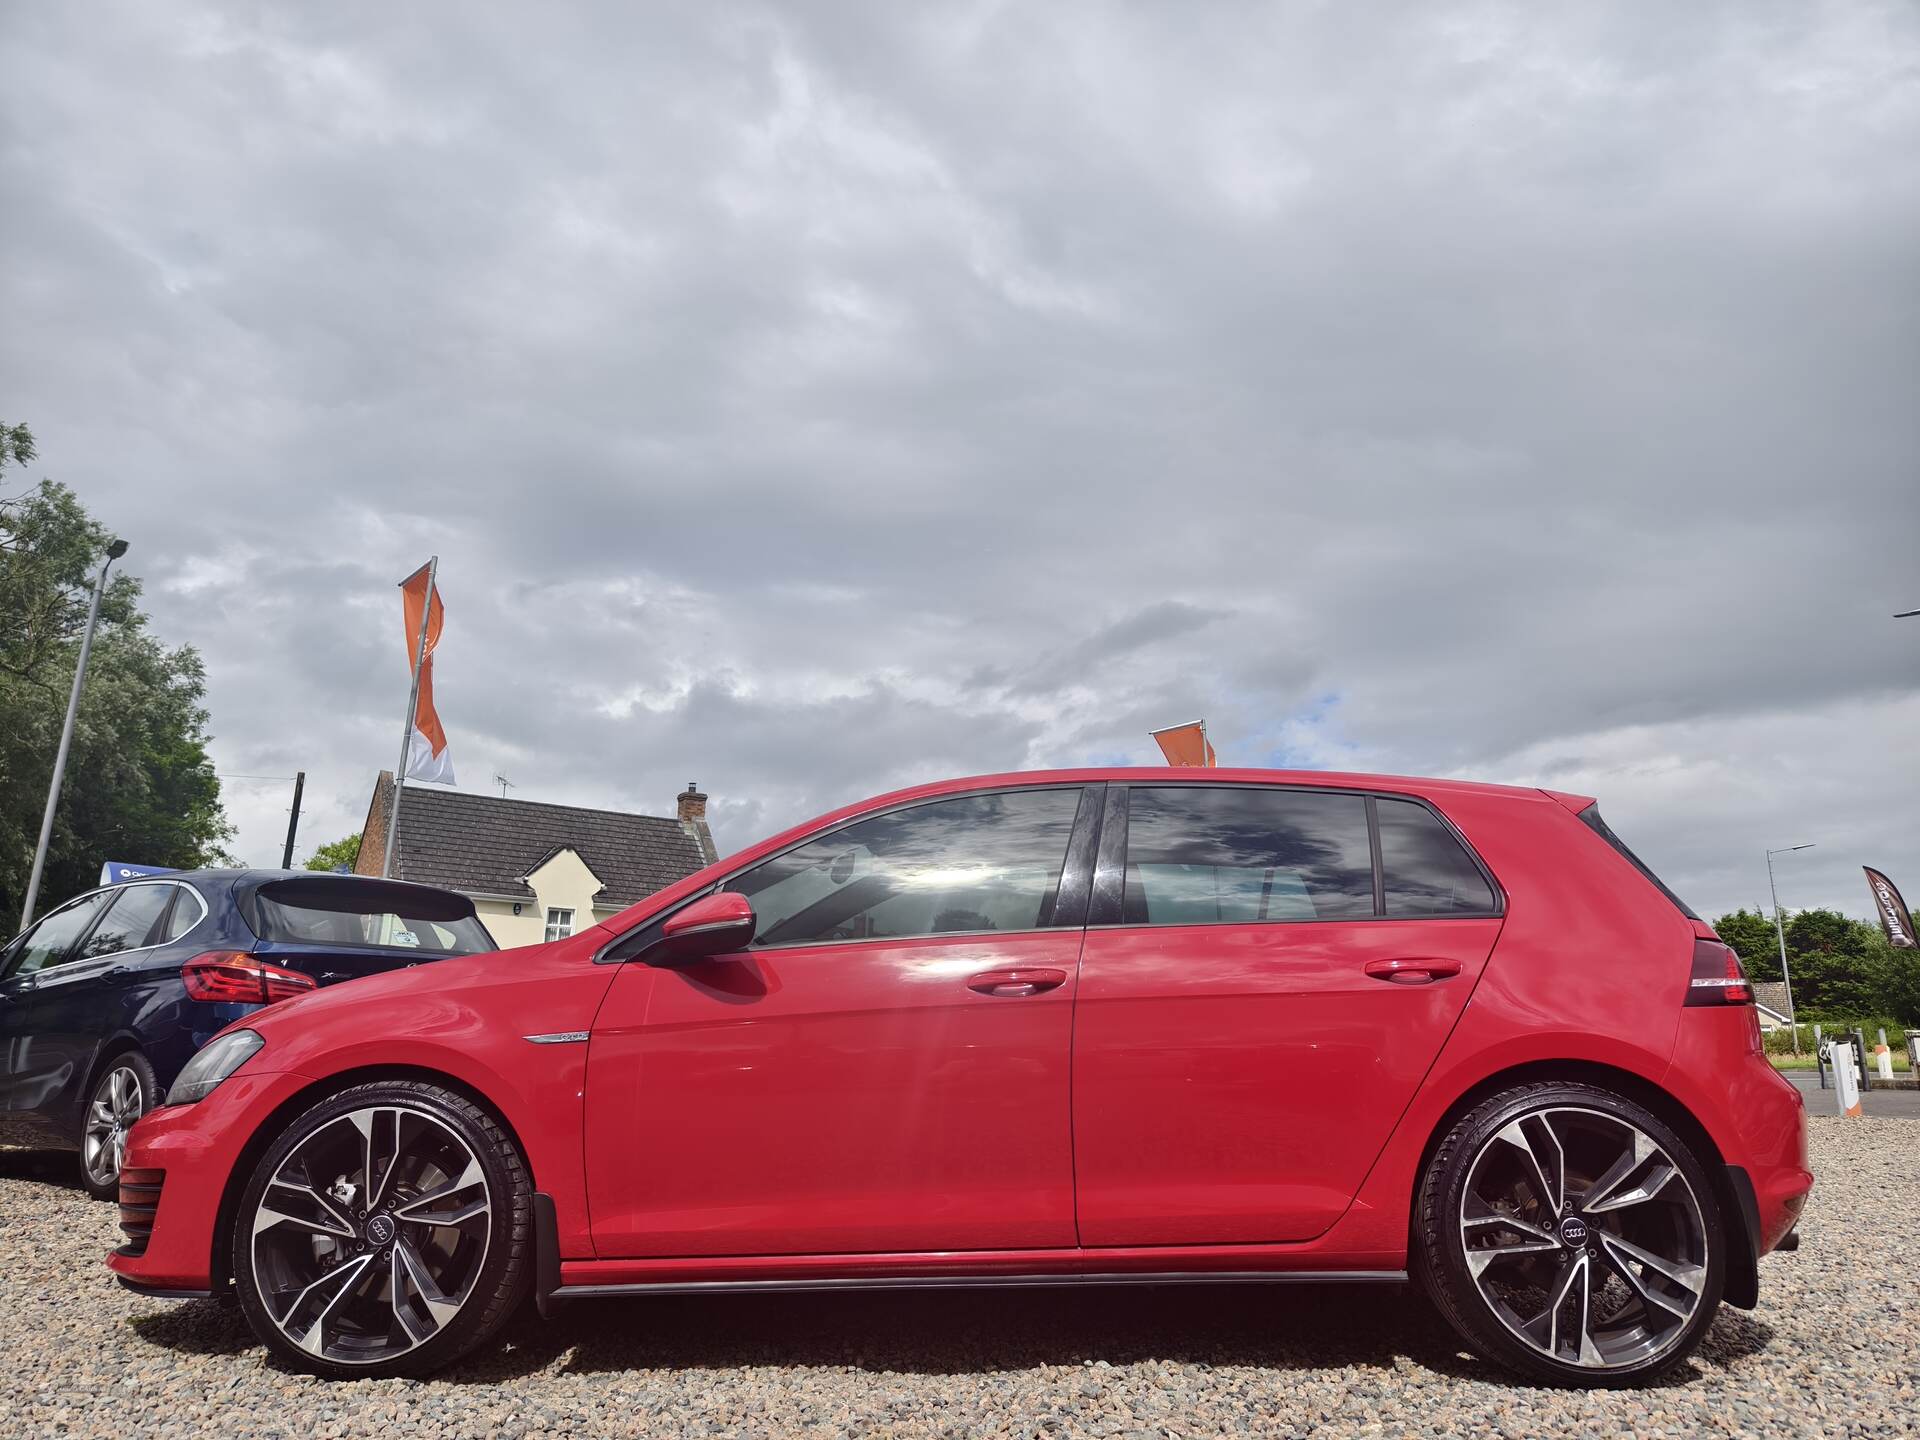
1559;1216;1590;1248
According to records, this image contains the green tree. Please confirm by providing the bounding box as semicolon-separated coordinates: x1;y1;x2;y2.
0;424;233;915
304;834;362;873
1712;907;1781;980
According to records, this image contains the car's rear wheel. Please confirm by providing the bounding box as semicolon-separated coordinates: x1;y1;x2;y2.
1415;1081;1725;1387
80;1052;157;1201
232;1080;531;1379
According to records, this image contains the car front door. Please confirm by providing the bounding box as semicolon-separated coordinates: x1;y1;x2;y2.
0;890;116;1131
1072;785;1504;1246
584;785;1097;1259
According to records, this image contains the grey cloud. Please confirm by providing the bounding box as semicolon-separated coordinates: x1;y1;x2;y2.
3;0;1916;917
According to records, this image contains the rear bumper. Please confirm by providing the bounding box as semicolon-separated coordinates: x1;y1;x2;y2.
105;1068;314;1294
1663;1027;1812;1270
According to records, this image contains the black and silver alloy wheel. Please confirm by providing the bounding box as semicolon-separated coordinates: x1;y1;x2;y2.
80;1053;156;1200
1418;1082;1725;1387
234;1082;531;1378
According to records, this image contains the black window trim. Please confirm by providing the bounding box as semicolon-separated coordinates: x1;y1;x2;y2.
1084;780;1505;929
595;781;1104;964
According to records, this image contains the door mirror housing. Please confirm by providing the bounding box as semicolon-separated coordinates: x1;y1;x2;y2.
645;891;756;965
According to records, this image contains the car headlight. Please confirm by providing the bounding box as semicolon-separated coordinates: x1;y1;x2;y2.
166;1029;265;1106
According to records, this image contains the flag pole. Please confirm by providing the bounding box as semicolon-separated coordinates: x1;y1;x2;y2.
381;556;438;878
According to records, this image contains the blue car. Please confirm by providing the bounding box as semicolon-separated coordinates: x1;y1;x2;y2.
0;869;497;1198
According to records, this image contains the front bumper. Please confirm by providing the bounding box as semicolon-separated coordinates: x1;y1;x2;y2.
106;1068;314;1294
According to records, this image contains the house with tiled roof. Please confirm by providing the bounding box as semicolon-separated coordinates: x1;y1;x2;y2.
354;774;718;948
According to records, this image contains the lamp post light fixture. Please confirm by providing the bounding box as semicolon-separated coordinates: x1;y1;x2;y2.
1765;843;1814;1054
20;538;129;929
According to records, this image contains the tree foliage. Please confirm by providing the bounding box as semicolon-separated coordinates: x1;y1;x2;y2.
1;423;233;916
1712;903;1920;1024
304;834;362;873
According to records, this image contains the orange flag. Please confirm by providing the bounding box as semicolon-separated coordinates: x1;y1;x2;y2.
399;563;455;784
1151;720;1216;767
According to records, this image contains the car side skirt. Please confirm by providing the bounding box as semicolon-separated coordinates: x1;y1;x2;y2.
554;1270;1408;1299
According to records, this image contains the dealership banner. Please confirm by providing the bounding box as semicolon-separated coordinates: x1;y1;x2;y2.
1151;720;1217;767
399;561;456;785
1863;866;1917;949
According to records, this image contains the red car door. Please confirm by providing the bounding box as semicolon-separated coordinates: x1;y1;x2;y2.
1072;785;1503;1246
585;785;1097;1259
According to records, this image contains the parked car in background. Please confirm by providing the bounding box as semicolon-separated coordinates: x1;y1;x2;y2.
110;770;1809;1387
0;870;496;1198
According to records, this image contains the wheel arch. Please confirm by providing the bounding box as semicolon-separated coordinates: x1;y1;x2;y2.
207;1063;536;1292
72;1033;150;1134
1408;1058;1758;1309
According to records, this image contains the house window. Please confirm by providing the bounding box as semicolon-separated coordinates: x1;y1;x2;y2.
544;907;574;942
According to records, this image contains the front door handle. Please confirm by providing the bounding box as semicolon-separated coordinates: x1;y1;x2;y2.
968;967;1068;998
1364;957;1463;985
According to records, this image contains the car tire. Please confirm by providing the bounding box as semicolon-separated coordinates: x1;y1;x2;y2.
231;1079;532;1379
1414;1080;1726;1388
80;1050;159;1201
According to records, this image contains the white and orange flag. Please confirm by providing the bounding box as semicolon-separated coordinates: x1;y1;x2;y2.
1150;720;1217;767
399;563;456;785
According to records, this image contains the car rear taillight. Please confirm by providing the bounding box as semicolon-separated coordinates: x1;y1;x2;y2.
1683;939;1753;1007
180;952;317;1005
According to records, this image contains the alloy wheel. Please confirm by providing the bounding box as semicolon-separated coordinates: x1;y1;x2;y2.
84;1065;144;1189
1458;1105;1709;1371
248;1105;492;1365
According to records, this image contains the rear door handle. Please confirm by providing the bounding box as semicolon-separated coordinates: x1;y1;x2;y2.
1364;957;1463;985
968;967;1068;998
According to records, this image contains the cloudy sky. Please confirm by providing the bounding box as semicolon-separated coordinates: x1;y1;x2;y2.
4;1;1916;920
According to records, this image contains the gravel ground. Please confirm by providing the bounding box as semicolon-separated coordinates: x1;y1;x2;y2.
1;1118;1913;1439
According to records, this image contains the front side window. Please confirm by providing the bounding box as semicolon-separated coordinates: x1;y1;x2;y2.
1122;787;1375;924
1377;798;1497;915
2;891;114;979
545;907;575;942
74;884;177;960
729;788;1084;947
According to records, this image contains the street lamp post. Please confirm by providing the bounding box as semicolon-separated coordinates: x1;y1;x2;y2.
1765;843;1814;1055
20;538;129;928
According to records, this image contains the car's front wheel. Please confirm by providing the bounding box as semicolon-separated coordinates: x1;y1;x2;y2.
1415;1081;1726;1387
231;1080;532;1378
81;1052;157;1200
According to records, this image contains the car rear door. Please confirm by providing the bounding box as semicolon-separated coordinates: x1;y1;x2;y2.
1071;784;1503;1246
585;784;1099;1258
15;882;180;1128
1;890;116;1134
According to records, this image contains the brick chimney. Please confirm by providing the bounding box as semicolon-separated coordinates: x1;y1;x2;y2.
677;781;718;863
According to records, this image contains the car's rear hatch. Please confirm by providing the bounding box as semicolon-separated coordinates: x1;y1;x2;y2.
235;874;497;987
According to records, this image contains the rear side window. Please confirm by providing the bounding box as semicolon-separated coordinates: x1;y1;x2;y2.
74;884;176;959
1579;805;1698;919
1377;799;1497;915
730;788;1084;946
1122;788;1375;923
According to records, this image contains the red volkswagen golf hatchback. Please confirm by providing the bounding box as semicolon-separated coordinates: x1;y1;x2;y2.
109;769;1809;1386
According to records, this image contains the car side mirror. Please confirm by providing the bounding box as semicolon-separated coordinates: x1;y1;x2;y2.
645;891;756;965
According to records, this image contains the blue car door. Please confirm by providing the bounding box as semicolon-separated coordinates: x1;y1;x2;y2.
0;890;114;1133
14;884;176;1138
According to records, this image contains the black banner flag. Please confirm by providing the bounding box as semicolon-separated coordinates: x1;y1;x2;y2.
1863;867;1917;949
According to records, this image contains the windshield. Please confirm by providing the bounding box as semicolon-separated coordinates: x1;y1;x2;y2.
242;878;497;953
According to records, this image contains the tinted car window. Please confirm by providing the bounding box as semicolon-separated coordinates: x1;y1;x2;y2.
1376;798;1497;915
1123;787;1374;924
163;885;204;942
730;788;1083;947
74;884;176;959
245;879;497;953
3;892;114;978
